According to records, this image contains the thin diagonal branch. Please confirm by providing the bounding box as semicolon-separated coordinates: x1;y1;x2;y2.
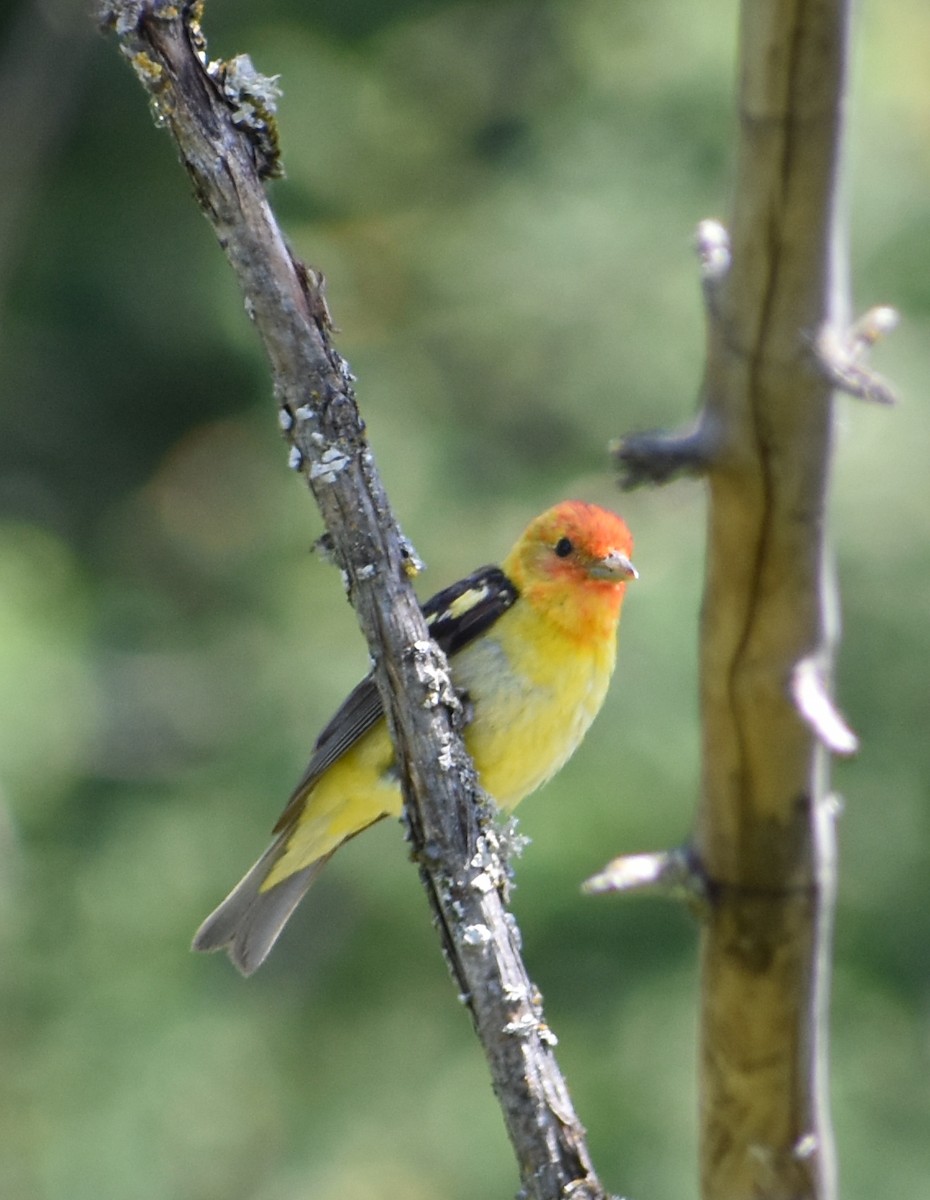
100;3;610;1196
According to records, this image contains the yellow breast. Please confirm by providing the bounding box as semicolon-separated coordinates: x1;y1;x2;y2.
452;600;617;808
267;591;618;887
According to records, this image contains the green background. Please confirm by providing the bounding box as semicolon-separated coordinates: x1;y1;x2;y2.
1;1;927;1197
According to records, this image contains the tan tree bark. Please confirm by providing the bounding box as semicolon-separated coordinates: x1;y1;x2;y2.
695;5;849;1194
607;2;894;1198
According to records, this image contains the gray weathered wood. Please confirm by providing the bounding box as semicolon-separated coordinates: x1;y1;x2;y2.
101;3;611;1195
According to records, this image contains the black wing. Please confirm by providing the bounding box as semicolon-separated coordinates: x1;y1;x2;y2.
422;565;519;655
273;565;519;832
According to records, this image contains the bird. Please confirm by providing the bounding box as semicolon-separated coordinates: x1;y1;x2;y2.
193;500;637;974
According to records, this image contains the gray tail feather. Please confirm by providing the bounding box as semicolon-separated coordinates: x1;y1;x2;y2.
192;837;331;976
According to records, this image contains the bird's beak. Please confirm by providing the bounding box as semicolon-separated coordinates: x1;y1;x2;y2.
590;550;638;581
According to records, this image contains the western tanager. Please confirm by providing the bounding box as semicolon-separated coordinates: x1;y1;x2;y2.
194;500;636;974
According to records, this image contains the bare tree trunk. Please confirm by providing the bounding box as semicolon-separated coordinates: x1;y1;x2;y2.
609;2;893;1197
696;6;846;1195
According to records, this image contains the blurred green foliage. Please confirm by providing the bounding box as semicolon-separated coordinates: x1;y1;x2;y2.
1;1;927;1197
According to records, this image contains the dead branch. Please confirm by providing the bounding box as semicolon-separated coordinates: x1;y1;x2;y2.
694;6;848;1191
100;3;611;1196
604;2;895;1197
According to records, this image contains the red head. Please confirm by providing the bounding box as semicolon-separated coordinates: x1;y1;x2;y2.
503;501;637;638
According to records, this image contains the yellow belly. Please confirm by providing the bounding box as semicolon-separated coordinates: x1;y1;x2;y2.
453;629;614;807
264;604;616;888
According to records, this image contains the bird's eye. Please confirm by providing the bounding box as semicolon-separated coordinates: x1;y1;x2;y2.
554;537;573;558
